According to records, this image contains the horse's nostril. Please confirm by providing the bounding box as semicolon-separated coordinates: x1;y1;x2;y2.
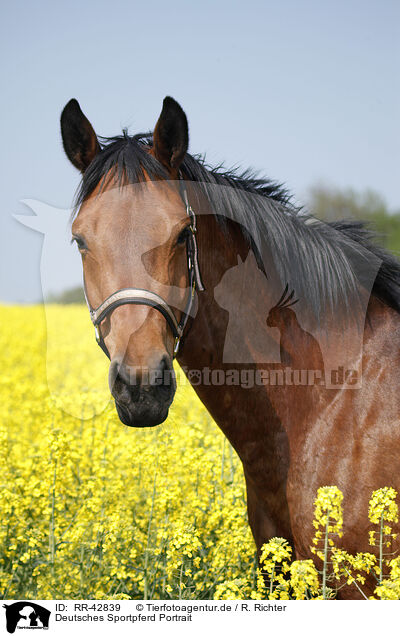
118;363;141;402
158;354;169;374
155;355;175;399
109;359;139;401
117;362;134;387
109;355;176;409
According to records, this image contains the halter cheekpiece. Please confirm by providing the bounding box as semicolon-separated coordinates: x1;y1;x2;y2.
83;176;205;359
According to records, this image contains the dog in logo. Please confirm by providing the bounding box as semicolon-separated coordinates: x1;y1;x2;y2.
3;602;50;634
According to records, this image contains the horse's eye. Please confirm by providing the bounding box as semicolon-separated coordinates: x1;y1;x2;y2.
177;226;191;246
72;235;88;251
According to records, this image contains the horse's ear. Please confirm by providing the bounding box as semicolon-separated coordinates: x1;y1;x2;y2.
60;99;100;172
153;96;188;172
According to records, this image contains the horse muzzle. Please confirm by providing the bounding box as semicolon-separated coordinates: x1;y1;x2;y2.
109;355;176;427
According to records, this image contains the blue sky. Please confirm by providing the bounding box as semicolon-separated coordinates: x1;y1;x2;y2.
1;0;399;302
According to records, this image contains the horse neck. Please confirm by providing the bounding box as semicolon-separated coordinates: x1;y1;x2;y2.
179;212;252;367
177;211;332;438
178;213;291;441
177;211;294;540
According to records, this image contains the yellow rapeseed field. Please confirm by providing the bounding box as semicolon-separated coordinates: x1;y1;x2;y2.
1;306;399;600
0;305;256;600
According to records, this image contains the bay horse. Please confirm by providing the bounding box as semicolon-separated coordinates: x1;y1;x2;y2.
60;96;400;598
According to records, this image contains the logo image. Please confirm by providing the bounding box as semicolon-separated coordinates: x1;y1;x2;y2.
3;602;50;633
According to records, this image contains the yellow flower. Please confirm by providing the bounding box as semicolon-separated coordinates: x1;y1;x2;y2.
368;487;398;525
290;560;320;600
260;537;292;569
369;531;376;546
375;579;400;600
313;486;343;534
258;538;292;599
214;581;245;600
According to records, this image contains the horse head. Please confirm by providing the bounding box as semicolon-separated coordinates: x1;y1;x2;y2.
61;97;196;427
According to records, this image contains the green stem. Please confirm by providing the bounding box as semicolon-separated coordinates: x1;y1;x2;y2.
343;566;368;600
379;513;384;586
269;563;275;598
179;561;184;600
322;513;330;600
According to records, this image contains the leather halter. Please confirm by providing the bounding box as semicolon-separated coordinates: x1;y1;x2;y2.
83;177;205;359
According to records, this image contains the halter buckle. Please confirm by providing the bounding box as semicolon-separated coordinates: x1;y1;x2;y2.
173;336;181;357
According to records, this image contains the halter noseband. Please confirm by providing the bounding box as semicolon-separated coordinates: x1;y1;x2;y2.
83;177;205;359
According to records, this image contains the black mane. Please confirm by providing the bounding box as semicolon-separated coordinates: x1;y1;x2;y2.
75;132;294;210
75;133;400;318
